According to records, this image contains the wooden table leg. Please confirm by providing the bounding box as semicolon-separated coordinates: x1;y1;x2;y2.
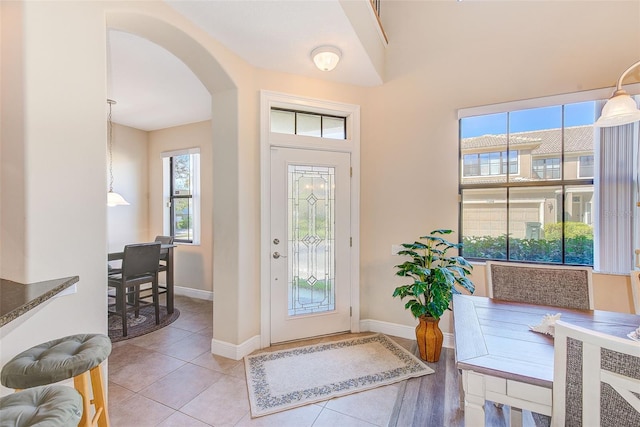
463;370;487;427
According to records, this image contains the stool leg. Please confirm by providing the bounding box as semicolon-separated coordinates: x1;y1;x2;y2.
73;366;110;427
90;364;110;427
74;371;92;427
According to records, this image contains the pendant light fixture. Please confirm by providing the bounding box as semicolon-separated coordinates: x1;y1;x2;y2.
107;99;130;207
594;59;640;127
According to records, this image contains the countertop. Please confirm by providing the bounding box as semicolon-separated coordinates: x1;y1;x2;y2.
0;276;79;327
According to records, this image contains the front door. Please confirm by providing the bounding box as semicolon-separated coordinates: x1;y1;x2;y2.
270;147;351;343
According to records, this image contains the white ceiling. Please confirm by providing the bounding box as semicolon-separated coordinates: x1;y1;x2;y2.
107;0;382;131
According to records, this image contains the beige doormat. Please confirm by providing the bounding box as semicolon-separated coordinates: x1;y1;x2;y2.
244;333;434;417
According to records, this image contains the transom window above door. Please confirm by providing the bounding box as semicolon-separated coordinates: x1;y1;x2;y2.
270;108;346;140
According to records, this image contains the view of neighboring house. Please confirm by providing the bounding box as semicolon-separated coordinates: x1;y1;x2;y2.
461;125;594;240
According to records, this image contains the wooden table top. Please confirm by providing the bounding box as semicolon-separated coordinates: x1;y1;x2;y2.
108;243;175;261
453;294;640;388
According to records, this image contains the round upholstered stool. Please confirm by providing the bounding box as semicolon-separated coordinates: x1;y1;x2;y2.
0;385;83;427
1;334;112;427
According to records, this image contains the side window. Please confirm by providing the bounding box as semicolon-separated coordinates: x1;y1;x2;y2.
163;150;200;244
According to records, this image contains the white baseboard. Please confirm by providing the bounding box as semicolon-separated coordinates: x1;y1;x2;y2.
173;286;213;301
211;335;261;361
360;319;454;349
209;320;454;361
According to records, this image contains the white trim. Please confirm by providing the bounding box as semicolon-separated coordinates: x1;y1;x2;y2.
161;147;200;158
458;83;640;119
211;335;261;361
360;319;455;349
260;90;361;349
161;151;201;244
173;285;213;301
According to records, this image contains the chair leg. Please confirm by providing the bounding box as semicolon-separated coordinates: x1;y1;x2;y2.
118;285;127;337
153;276;160;325
134;285;140;318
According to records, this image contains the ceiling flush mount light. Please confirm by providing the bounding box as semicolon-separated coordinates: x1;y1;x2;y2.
595;59;640;127
107;99;130;207
311;46;342;72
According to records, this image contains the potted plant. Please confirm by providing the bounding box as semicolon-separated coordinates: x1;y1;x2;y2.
392;229;474;362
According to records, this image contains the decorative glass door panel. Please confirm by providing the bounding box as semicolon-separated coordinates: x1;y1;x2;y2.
288;165;335;317
270;148;350;343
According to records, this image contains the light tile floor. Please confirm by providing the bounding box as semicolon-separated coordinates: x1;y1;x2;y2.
108;295;405;426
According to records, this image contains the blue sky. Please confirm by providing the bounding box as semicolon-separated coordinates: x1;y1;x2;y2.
461;101;597;138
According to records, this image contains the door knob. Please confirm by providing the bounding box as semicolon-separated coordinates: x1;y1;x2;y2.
273;252;287;259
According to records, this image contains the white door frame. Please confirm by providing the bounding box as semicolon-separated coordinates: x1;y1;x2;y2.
259;90;360;348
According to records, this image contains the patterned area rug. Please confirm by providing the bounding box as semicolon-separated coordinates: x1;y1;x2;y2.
244;333;434;417
108;306;180;343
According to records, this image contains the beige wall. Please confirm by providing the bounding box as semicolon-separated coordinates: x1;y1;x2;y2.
107;123;149;252
0;0;109;388
148;121;214;293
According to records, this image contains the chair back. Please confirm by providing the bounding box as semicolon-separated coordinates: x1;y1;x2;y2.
154;235;174;245
122;242;161;278
631;270;640;315
552;320;640;427
486;261;593;310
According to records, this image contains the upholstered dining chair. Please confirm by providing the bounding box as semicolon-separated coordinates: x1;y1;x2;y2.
108;242;162;337
630;270;640;315
153;235;174;299
486;261;594;310
551;320;640;427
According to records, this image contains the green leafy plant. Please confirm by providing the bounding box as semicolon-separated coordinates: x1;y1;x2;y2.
392;229;474;319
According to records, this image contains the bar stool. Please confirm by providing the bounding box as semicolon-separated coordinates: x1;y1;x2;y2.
1;334;112;427
0;385;83;426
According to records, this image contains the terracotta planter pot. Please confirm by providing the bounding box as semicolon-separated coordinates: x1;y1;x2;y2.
415;315;443;362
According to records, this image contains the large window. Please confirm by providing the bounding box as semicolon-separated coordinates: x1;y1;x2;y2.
459;102;596;265
163;149;200;244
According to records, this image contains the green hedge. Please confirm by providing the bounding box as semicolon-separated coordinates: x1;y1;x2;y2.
462;234;593;265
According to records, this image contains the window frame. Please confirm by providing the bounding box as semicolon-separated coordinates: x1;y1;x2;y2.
270;107;347;140
458;84;640;272
162;148;201;245
578;154;595;178
459;108;597;266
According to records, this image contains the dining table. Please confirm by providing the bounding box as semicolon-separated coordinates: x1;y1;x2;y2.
452;294;640;427
108;243;176;314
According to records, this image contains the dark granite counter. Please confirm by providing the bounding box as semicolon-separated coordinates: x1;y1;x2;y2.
0;276;79;327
